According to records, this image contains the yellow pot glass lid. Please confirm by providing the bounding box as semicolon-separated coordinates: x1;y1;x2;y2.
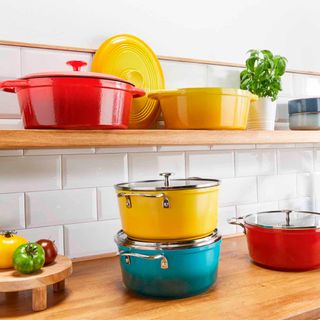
92;34;165;128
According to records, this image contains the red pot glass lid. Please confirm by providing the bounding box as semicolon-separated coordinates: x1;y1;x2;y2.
244;210;320;229
21;60;134;85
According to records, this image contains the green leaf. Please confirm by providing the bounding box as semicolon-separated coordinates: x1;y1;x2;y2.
246;57;257;72
261;50;273;59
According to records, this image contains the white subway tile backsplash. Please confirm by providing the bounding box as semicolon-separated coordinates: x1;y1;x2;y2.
211;144;255;150
236;203;258;217
26;189;97;228
296;144;314;148
278;197;313;211
24;148;95;155
258;174;296;202
0;193;25;229
218;206;237;235
313;149;320;171
276;101;289;122
0;155;61;193
96;146;157;153
297;173;313;197
187;151;234;179
129;152;185;181
158;145;210;152
313;173;320;196
237;202;279;217
160;60;207;89
220;177;257;206
292;74;320;97
62;153;128;189
17;225;64;254
64;219;121;258
207;65;241;88
0;77;21;118
0;119;23;129
235;149;276;177
21;48;92;74
97;187;120;220
256;144;295;149
279;73;293;98
0;46;21;78
0;149;23;156
278;148;313;174
258;201;280;212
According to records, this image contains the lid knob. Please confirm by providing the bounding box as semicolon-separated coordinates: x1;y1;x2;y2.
66;60;87;72
159;172;173;187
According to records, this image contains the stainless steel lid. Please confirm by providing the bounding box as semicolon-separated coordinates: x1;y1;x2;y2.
115;172;220;191
114;230;221;250
243;210;320;229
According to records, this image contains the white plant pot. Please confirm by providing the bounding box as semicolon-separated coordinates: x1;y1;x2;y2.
247;97;277;131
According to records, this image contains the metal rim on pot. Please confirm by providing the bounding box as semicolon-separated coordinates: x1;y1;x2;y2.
115;172;220;191
115;229;221;250
229;210;320;231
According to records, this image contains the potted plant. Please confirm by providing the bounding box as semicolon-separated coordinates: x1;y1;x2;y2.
240;50;287;130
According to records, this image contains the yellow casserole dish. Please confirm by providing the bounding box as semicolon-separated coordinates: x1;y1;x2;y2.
148;88;257;129
115;173;220;242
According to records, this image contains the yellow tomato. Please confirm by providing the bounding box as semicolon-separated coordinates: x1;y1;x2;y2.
0;231;28;268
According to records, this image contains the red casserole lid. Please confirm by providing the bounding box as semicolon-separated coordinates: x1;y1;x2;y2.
21;60;134;85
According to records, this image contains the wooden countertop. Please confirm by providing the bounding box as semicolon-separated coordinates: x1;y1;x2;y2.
1;236;320;320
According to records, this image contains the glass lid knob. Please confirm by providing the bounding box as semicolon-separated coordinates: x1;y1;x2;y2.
159;172;174;187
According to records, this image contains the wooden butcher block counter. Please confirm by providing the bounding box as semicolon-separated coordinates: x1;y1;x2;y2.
1;235;320;320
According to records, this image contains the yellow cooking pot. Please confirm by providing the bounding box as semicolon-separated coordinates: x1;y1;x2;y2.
115;173;220;242
148;88;257;129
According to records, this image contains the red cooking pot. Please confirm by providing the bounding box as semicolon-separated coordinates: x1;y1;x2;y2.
0;60;145;129
229;210;320;271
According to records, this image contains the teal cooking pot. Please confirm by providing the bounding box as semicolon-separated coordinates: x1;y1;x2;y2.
115;230;222;298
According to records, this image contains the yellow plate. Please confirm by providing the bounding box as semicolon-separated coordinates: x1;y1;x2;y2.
92;34;165;129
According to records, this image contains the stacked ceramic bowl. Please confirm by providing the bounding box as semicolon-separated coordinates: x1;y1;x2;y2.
288;98;320;130
113;172;222;298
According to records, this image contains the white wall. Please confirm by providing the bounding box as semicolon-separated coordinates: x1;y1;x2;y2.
1;0;320;71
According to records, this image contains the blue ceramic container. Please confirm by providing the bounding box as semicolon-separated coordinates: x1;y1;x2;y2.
288;98;320;115
115;230;222;298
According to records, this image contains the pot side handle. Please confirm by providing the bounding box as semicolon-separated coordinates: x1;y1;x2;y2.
0;80;28;93
119;251;169;269
117;192;170;209
130;87;145;98
227;217;246;234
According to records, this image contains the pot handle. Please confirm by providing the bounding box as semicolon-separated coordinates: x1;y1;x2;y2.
119;251;169;269
117;192;170;209
228;217;246;234
130;87;145;98
66;60;87;71
0;80;28;93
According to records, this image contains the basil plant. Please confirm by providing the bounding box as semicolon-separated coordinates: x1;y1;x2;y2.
240;50;287;101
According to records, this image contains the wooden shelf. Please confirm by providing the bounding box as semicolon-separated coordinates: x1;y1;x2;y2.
0;129;320;149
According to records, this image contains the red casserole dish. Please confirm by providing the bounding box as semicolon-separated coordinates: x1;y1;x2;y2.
0;60;145;129
229;210;320;271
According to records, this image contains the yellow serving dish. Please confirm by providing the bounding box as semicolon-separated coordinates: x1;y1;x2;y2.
148;88;257;129
115;173;220;242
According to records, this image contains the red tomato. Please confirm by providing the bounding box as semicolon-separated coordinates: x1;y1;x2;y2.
36;239;58;265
